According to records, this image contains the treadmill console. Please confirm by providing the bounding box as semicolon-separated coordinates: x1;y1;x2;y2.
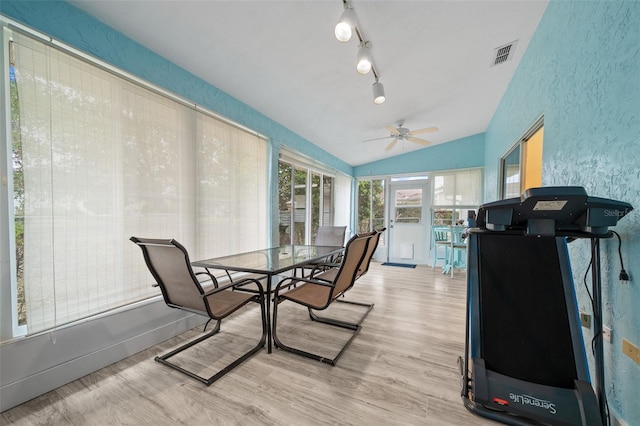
476;186;633;236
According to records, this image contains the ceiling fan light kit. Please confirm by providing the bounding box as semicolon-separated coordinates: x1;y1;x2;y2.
334;0;385;104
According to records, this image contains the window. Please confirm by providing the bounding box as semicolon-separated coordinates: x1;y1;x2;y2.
293;167;308;244
278;150;345;245
432;169;483;226
278;162;293;245
500;119;544;199
4;31;267;340
501;145;522;199
357;179;385;234
394;188;422;224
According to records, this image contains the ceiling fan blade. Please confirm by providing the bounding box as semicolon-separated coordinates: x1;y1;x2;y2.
409;126;439;136
407;137;431;146
384;125;401;136
385;139;398;151
362;136;393;142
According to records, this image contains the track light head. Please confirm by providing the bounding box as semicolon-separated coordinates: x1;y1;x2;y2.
372;81;386;104
356;42;372;75
335;6;357;42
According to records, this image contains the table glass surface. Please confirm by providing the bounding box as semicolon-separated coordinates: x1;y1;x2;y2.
191;245;343;275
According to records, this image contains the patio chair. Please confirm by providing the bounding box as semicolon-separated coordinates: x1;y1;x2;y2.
296;225;347;276
130;237;267;386
355;227;385;279
314;225;347;246
271;233;372;365
310;227;385;282
304;228;384;328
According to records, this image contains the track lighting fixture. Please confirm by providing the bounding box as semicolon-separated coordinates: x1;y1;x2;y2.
334;4;357;42
372;80;385;104
356;42;372;75
334;0;386;105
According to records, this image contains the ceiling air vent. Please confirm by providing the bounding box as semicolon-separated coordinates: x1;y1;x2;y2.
491;40;518;67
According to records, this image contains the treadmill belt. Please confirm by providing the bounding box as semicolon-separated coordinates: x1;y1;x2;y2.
478;234;577;389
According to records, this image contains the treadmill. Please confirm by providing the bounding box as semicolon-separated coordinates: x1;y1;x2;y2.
459;186;633;426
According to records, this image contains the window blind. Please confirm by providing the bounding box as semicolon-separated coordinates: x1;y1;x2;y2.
10;32;267;336
433;168;483;207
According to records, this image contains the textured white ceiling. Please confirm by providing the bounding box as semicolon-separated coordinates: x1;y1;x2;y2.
69;0;548;166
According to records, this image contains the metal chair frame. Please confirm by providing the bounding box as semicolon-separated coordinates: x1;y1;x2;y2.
131;237;267;386
271;233;373;366
296;225;347;277
307;228;385;325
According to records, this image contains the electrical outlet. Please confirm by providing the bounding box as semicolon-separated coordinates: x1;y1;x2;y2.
622;338;640;365
580;311;591;328
603;326;611;343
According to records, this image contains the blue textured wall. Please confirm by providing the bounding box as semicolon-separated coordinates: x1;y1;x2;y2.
3;0;639;421
0;0;353;177
354;133;485;177
485;1;640;422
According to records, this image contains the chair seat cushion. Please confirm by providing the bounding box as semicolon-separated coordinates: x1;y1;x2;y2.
205;290;256;318
281;283;332;309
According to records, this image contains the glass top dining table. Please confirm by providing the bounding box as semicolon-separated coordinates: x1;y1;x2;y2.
191;244;344;353
191;244;343;276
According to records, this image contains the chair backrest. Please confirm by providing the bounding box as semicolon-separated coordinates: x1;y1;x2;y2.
451;226;466;244
130;237;206;313
314;226;347;246
433;226;451;243
356;228;385;278
330;233;372;298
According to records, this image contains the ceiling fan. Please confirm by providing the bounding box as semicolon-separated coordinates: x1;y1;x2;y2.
363;119;438;151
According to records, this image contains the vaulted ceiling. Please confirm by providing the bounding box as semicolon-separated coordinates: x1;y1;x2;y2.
69;0;549;166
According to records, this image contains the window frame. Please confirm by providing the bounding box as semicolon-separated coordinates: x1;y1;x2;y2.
278;149;342;245
431;168;483;226
500;117;544;199
500;143;522;199
356;178;386;234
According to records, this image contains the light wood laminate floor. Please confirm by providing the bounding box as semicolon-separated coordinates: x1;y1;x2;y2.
2;263;497;425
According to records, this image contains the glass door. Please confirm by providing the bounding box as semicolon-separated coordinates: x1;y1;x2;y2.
278;158;338;245
387;181;429;264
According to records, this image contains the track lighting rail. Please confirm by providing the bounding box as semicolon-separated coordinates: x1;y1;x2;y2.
335;0;385;104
